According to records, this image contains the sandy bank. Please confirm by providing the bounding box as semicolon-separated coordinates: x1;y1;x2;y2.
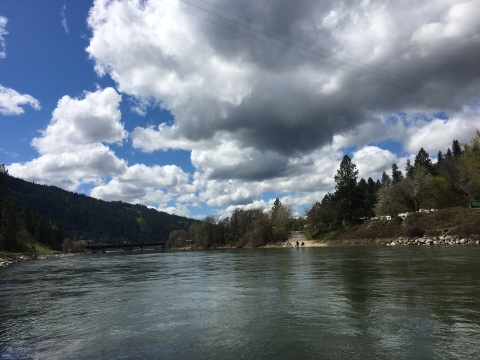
287;231;327;247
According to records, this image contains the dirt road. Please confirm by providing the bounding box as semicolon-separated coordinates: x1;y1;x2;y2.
287;231;326;247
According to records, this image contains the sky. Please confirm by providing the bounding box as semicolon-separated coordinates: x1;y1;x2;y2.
1;0;480;219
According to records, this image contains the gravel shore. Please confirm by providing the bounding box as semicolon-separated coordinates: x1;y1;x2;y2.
0;253;83;268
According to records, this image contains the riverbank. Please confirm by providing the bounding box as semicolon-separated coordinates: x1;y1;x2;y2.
0;253;84;268
3;233;479;267
286;231;327;247
325;234;480;246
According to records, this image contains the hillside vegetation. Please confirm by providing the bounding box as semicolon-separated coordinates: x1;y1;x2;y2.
321;207;480;244
2;172;197;249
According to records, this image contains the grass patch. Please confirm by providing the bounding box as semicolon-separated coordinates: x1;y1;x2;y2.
303;230;313;240
30;242;61;255
0;251;24;256
324;217;403;241
313;229;336;242
1;242;61;256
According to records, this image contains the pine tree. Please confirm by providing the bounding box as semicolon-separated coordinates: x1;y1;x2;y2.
414;148;435;175
452;140;462;157
272;198;282;215
437;151;443;164
405;159;414;178
391;163;404;184
381;172;392;187
334;155;359;225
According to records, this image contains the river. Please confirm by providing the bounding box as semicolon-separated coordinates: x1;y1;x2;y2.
1;246;480;359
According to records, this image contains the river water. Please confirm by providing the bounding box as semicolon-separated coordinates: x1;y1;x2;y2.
1;246;480;359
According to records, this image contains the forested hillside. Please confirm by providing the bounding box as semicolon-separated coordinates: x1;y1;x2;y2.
1;165;64;253
8;176;197;243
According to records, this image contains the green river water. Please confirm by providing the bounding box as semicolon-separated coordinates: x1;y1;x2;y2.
1;246;480;359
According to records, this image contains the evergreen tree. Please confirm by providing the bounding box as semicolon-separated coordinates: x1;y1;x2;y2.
405;159;414;178
365;177;378;218
391;163;404;184
452;140;462;157
414;148;435;175
333;155;359;225
356;178;375;219
437;151;443;164
381;172;392;187
271;198;282;217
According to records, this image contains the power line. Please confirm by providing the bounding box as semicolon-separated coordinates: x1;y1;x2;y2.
187;0;473;100
158;0;470;105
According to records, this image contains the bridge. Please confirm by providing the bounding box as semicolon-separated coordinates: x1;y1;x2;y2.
85;242;167;253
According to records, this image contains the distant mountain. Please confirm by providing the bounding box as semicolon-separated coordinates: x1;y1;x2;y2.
8;176;197;243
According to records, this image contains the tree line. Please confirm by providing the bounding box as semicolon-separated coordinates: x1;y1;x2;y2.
180;131;480;247
307;131;480;237
167;198;306;248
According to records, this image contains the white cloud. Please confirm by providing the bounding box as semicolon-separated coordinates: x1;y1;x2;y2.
352;146;399;180
156;204;191;217
131;123;212;152
402;106;480;154
10;1;480;218
190;140;288;181
8;88;127;189
0;84;40;115
32;88;126;153
8;144;126;191
411;1;480;57
0;16;7;58
90;163;192;204
61;3;69;34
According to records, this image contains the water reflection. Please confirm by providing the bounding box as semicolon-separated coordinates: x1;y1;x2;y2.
1;247;480;359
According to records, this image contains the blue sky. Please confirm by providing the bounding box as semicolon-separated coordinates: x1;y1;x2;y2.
1;0;479;219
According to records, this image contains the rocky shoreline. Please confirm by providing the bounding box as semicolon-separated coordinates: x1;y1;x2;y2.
383;235;480;246
0;253;83;268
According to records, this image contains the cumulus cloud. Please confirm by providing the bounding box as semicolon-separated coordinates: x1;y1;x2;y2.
0;84;41;116
8;88;127;189
32;88;127;153
8;144;126;190
411;1;480;57
11;0;480;216
83;0;480;215
401;106;480;155
156;204;191;217
352;146;399;180
88;0;480;161
191;140;289;181
90;163;192;204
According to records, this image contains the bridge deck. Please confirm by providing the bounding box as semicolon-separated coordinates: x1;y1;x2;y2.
85;242;166;252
